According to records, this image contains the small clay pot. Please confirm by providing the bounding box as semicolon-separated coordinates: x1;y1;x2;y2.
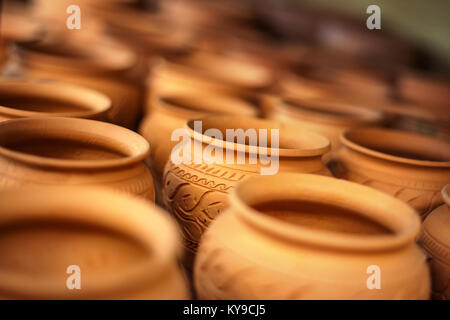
194;173;430;299
0;186;188;299
329;128;450;218
421;184;450;300
163;116;331;268
266;97;384;149
139;92;258;188
0;117;155;202
16;34;142;129
0;79;111;122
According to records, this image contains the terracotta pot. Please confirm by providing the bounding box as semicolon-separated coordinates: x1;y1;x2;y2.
421;184;450;300
150;49;273;100
194;173;430;299
398;71;450;116
0;117;155;202
139;92;258;199
0;79;111;122
16;35;142;129
0;186;188;299
266;97;384;149
162;116;331;268
328;128;450;218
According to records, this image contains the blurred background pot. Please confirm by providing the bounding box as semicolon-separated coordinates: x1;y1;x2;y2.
194;173;429;299
0;117;155;202
421;184;450;300
266;97;384;149
138;92;258;199
15;35;143;129
0;186;188;299
163;116;331;269
329;128;450;219
0;79;111;122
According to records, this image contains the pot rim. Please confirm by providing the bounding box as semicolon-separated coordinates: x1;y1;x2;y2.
0;186;179;299
340;127;450;168
279;97;384;126
0;79;112;119
231;173;421;252
442;184;450;206
156;92;258;119
185;115;331;157
0;117;150;170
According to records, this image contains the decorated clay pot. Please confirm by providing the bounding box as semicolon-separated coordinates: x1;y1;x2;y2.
266;97;384;149
421;184;450;300
329;128;450;218
0;186;188;299
0;117;155;202
16;34;142;129
139;92;258;188
163;116;331;268
194;173;430;299
0;79;111;122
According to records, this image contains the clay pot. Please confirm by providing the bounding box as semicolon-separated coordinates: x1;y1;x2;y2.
163;116;331;268
0;186;188;299
421;184;450;300
0;117;155;202
139;92;258;194
0;79;111;122
194;173;430;299
150;50;274;100
16;35;142;129
266;97;384;149
329;128;450;218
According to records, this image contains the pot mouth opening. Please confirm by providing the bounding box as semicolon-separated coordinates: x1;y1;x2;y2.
159;93;257;117
186;116;330;157
0;187;177;299
0;80;111;118
342;128;450;167
232;174;420;252
282;97;383;124
0;117;149;169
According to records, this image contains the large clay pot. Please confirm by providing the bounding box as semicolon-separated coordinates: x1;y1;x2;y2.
15;35;142;129
0;186;188;299
266;97;383;149
163;116;331;268
0;117;155;202
329;128;450;219
0;79;111;122
421;184;450;300
194;173;430;299
139;92;258;189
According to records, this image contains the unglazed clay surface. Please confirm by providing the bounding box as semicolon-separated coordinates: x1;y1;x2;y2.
194;173;430;299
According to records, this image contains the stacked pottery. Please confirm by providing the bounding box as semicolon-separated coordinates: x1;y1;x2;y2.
194;173;430;299
266;97;384;149
15;34;143;129
0;186;188;299
0;117;155;201
139;91;259;190
421;184;450;300
0;79;111;122
162;115;331;269
328;128;450;219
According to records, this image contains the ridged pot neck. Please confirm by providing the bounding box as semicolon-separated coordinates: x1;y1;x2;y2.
156;93;258;119
341;127;450;168
186;115;330;157
231;173;421;252
279;97;383;126
0;186;179;299
443;184;450;207
0;117;149;170
0;79;111;120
